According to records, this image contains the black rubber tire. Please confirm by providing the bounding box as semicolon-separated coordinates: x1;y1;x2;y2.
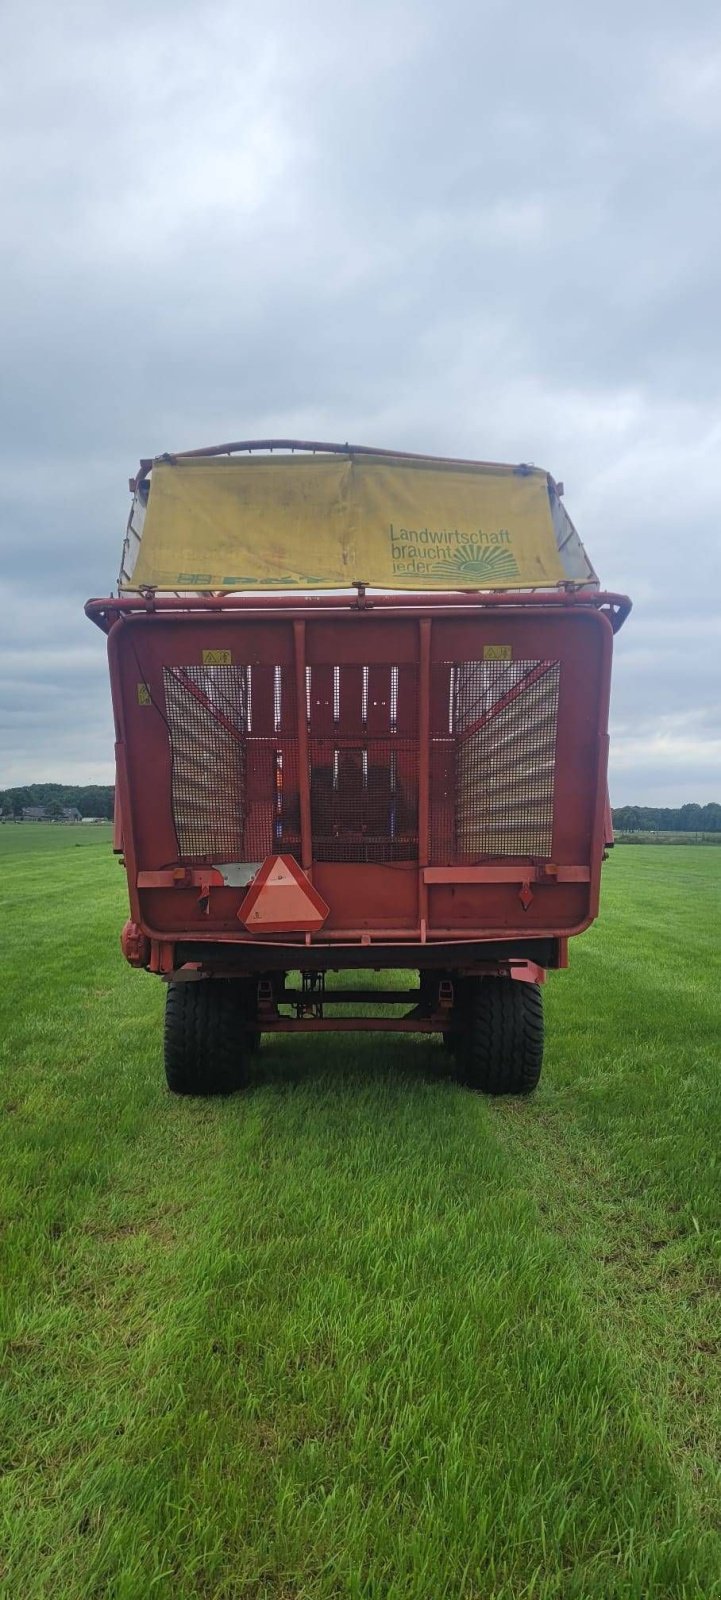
458;978;544;1095
164;980;250;1096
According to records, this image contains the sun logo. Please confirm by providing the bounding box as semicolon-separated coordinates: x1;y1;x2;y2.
431;542;520;580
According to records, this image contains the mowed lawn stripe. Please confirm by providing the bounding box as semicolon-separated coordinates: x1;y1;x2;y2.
1;829;720;1598
494;1095;721;1521
486;847;721;1533
5;1054;718;1599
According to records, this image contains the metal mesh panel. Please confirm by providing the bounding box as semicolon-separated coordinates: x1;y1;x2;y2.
309;739;418;862
164;666;247;858
430;659;560;860
242;740;301;861
163;665;300;860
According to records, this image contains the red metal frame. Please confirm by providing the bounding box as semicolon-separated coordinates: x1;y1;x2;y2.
87;589;632;634
91;586;629;1029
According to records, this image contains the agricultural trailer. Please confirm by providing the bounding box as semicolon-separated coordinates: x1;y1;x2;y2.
86;440;631;1096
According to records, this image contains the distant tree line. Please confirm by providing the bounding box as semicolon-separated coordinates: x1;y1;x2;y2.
1;786;719;832
612;803;721;833
0;784;114;820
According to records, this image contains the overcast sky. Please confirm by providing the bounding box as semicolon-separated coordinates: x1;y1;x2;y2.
1;0;720;803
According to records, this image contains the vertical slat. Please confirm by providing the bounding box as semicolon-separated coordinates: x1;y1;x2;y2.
366;666;392;733
418;619;431;932
308;664;336;734
248;663;275;735
394;665;418;734
293;620;313;870
338;664;364;734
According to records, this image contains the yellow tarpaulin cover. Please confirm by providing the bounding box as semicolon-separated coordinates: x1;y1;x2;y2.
126;454;566;592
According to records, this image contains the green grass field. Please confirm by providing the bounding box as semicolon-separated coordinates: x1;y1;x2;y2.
1;826;719;1599
614;831;721;845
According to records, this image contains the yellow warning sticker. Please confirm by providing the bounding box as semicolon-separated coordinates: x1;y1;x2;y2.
483;644;512;660
137;682;152;705
202;649;232;666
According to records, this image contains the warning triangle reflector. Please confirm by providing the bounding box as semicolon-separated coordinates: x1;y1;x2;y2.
237;855;330;933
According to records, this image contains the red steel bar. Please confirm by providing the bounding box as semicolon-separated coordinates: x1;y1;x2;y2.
278;990;424;1003
456;660;557;745
162;926;577;944
417;618;431;937
86;591;632;633
137;864;589;891
167;667;244;745
423;865;590;884
256;1017;446;1032
294;619;313;871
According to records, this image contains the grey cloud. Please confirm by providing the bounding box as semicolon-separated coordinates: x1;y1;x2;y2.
1;0;720;804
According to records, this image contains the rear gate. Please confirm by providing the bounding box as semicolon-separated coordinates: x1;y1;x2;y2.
110;603;611;945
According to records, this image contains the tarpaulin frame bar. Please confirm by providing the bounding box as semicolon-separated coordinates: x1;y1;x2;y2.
87;591;632;633
133;438;554;491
